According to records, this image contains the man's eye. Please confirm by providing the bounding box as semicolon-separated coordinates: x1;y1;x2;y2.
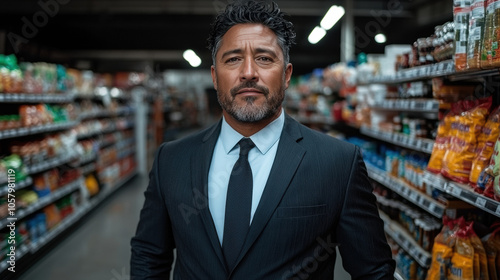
226;57;240;63
258;57;272;62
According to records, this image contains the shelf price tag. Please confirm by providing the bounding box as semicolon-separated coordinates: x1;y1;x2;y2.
429;203;436;213
449;185;462;197
410;191;418;202
476;197;487;208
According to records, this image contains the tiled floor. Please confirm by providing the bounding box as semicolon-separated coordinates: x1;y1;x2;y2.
17;174;351;280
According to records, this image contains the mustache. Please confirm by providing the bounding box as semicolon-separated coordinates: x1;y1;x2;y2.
230;81;269;97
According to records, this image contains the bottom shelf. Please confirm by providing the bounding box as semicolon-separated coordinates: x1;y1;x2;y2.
0;169;137;277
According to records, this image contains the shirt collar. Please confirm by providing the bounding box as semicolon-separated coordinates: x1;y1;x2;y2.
220;108;285;155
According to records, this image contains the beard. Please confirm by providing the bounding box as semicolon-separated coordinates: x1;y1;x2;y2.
217;80;285;123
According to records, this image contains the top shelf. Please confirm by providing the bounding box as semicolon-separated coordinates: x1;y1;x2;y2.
0;93;74;103
366;60;500;84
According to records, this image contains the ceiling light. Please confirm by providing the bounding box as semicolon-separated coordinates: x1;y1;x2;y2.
308;26;327;44
320;5;345;30
183;49;201;67
374;33;386;44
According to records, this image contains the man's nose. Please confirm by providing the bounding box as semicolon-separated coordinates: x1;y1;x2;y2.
240;59;258;82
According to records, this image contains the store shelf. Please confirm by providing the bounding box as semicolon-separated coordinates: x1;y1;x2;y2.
91;170;137;207
25;154;78;175
0;93;74;103
423;171;500;218
360;126;434;154
0;176;32;196
366;163;445;218
118;147;135;160
79;153;97;166
379;211;432;268
79;107;135;121
370;99;440;113
29;206;86;252
80;162;96;174
368;60;500;84
77;122;135;140
0;178;82;230
0;170;135;274
0;121;78;140
291;114;335;125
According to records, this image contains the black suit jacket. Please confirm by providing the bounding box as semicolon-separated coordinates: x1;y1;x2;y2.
131;114;395;279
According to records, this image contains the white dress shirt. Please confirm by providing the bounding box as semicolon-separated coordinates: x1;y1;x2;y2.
208;109;285;244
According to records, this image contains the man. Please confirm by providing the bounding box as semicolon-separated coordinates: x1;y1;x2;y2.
130;1;395;279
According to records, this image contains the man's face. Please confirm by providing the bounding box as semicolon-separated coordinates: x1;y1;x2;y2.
211;23;293;123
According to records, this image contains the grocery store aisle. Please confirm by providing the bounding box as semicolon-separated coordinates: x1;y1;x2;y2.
18;174;148;280
17;170;350;280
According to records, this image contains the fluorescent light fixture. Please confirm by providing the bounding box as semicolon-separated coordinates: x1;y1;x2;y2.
374;33;386;43
110;87;121;98
308;26;327;44
320;5;345;30
183;49;201;67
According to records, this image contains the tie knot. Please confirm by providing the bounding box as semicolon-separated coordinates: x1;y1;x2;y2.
238;138;255;156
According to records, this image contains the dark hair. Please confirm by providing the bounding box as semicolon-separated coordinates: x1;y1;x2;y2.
207;0;296;66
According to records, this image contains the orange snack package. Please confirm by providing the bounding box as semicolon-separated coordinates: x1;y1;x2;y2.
466;222;489;280
449;226;474;280
470;105;500;186
427;102;463;174
442;97;492;183
482;230;499;280
426;217;463;280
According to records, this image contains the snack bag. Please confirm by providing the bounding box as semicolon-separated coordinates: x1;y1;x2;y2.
466;222;489;280
467;0;486;70
470;106;500;186
427;102;463;173
442;97;492;183
454;0;471;71
449;225;474;280
426;217;463;280
482;232;498;280
481;0;495;68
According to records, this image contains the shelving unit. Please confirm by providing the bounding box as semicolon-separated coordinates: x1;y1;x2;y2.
367;59;500;84
370;99;440;113
379;211;432;268
367;163;445;218
0;90;139;276
0;121;78;140
360;126;435;154
423;171;500;218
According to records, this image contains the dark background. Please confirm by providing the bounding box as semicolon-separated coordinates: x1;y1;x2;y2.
0;0;453;75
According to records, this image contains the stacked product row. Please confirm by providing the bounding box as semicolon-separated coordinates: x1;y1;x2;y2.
0;54;138;276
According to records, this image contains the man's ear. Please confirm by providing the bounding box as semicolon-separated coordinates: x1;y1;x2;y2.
211;65;217;90
284;63;293;89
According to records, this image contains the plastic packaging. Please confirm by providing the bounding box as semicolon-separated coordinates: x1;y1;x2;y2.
467;0;486;70
454;1;471;71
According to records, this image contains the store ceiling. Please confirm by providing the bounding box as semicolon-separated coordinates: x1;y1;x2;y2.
0;0;452;75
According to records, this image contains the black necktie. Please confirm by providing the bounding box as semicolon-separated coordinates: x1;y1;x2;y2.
222;137;255;269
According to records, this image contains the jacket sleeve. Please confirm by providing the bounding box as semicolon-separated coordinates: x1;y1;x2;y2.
336;146;396;280
130;143;175;279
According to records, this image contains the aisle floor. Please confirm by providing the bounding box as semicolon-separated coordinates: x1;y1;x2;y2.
17;174;351;280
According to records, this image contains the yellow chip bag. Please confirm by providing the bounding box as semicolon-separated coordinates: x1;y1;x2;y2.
470;106;500;186
428;104;461;174
426;217;463;280
442;98;492;183
467;223;489;280
449;226;474;280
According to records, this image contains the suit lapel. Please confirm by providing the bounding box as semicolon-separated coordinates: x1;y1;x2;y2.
190;121;227;272
233;115;306;270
